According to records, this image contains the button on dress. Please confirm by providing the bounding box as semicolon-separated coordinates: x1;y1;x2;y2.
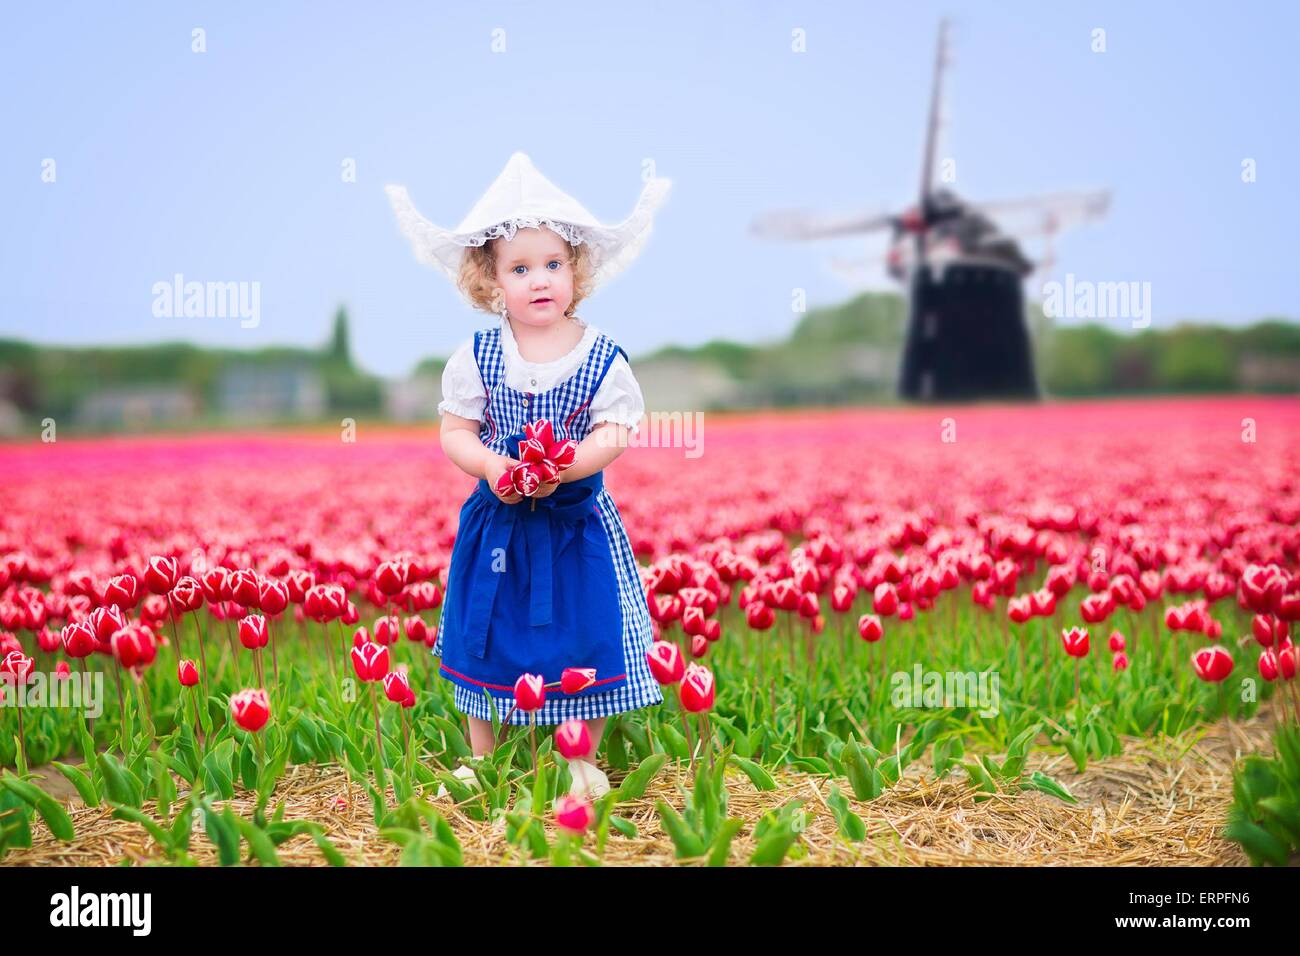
434;322;664;725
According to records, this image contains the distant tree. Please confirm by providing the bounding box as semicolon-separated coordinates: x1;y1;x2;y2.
327;307;352;367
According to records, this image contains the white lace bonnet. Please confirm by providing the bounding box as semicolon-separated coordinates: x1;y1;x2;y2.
385;152;671;306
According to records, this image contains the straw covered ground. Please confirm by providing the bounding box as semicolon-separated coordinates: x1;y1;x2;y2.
4;702;1280;867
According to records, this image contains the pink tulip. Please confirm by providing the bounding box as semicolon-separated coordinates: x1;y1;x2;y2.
513;673;546;711
679;663;716;713
554;794;595;834
561;667;596;694
555;719;592;759
646;641;685;684
1191;646;1233;683
230;688;271;732
1061;626;1090;658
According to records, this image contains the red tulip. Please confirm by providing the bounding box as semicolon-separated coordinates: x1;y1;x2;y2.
679;663;716;713
703;618;722;642
797;591;820;620
168;576;205;615
230;688;271;732
513;673;545;711
0;650;34;685
744;601;776;630
1278;645;1298;680
1080;592;1114;624
404;616;430;643
375;560;408;597
831;583;855;613
690;634;709;658
1112;651;1129;672
1031;588;1057;617
1108;630;1126;652
143;555;180;595
555;719;592;759
646;641;685;684
383;670;416;706
111;625;154;669
681;605;707;636
561;667;596;694
238;614;269;649
872;582;899;617
1259;650;1279;682
199;567;231;604
178;659;200;687
372;614;401;646
898;601;915;622
857;614;883;643
1061;626;1090;658
258;579;289;616
103;574;140;610
228;569;262;607
61;620;96;658
1191;646;1233;683
36;626;59;654
1252;614;1287;648
554;794;595;834
1008;595;1033;624
89;605;128;644
55;661;71;680
351;641;390;682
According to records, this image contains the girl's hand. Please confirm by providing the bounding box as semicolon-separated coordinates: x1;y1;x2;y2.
484;454;523;504
531;478;559;499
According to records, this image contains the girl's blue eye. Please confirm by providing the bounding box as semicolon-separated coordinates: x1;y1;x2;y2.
513;260;562;274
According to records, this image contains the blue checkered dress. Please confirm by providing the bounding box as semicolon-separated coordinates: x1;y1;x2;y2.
433;324;664;725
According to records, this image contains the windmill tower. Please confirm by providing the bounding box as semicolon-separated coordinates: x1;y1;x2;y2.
750;19;1110;401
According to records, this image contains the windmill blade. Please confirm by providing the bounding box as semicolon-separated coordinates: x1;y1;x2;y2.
971;189;1112;230
918;18;951;208
749;207;896;241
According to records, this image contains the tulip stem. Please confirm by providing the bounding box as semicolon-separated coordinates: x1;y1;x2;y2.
1074;658;1082;736
134;670;156;737
78;657;95;740
191;687;204;748
370;682;384;776
268;616;280;691
14;701;27;772
529;713;538;777
193;611;211;703
680;706;696;775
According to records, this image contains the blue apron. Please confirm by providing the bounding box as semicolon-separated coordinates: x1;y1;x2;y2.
438;430;627;698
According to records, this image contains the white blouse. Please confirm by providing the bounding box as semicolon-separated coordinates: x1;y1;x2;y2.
438;316;646;435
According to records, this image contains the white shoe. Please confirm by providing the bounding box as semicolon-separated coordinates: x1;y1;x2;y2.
567;758;611;799
435;762;483;799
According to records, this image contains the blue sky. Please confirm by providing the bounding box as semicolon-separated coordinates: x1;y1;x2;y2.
2;1;1296;376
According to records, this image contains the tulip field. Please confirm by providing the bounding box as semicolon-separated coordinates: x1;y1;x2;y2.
1;396;1298;867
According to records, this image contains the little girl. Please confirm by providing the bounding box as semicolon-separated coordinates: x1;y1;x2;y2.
386;153;671;798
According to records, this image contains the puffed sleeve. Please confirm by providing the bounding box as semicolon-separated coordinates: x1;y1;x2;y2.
436;340;487;421
589;354;646;436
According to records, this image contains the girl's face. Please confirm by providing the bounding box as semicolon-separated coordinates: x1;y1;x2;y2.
492;226;575;328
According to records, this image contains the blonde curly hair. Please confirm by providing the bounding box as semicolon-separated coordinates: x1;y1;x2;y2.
456;232;594;318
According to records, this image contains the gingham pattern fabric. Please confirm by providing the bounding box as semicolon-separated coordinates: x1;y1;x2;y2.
434;325;664;725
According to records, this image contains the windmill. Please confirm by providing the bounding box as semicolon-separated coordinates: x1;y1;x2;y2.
750;19;1110;401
